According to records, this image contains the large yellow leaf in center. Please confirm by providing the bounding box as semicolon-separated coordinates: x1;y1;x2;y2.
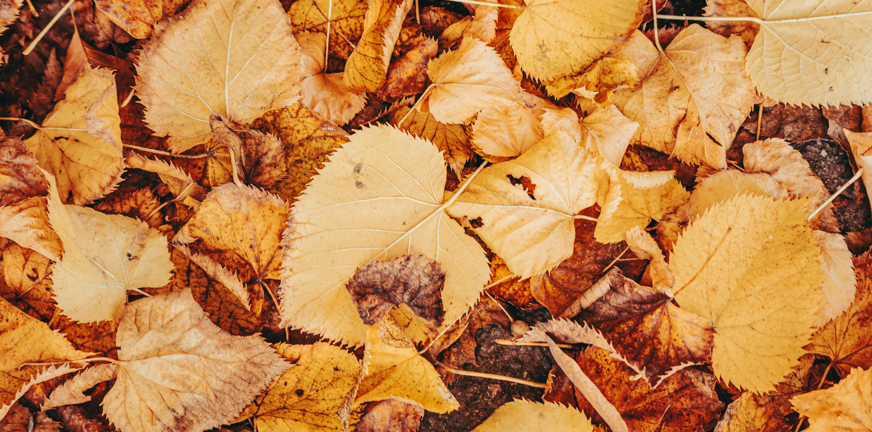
279;125;489;347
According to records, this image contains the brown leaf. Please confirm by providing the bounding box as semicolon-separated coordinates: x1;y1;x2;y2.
0;197;62;262
0;242;55;320
93;187;163;228
296;32;368;126
379;35;438;102
348;254;445;327
123;151;206;209
438;296;512;369
355;399;424;432
94;0;190;38
209;115;289;189
42;364;117;411
573;347;724;432
575;268;714;383
790;366;872;432
486;255;535;309
1;401;61;432
289;0;368;61
343;0;412;92
175;244;250;312
0;135;48;207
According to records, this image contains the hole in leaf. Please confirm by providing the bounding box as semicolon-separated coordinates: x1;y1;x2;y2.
507;174;536;200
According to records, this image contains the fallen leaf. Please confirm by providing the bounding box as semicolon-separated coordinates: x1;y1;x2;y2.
572;346;724;432
471;102;544;161
354;319;458;413
448;131;600;279
671;194;822;394
97;290;290;432
845;130;872;216
704;0;759;48
425;37;522;124
249;103;349;205
486;255;535;309
93;187;164;228
347;254;445;327
616;25;755;169
355;398;424;432
545;57;639;104
239;342;361;432
175;244;250;312
45;170;174;323
594;174;689;244
808;251;872;377
739;0;872;106
94;0;190;38
296;32;368;126
379;35;438;102
0;242;55;320
1;402;61;431
580;105;639;168
472;400;593;432
288;0;368;61
509;0;645;80
0;135;48;206
1;365;80;425
0;0;21;65
279;124;489;346
390;106;472;177
25;66;124;205
814;231;856;327
42;363;117;410
135;0;306;153
123;151;207;209
0;197;62;261
209;115;289;189
343;0;412;92
622;226;673;292
791;366;872;432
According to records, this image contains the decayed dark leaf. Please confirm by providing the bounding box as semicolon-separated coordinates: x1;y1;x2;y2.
575;268;714;383
348;254;445;326
379;35;438;102
355;398;424;432
0;135;48;206
210;115;289;190
0;243;55;321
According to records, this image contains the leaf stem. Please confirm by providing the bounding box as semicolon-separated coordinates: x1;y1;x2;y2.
324;0;333;72
123;144;226;159
495;339;573;349
656;14;763;24
441;0;523;9
651;0;663;53
808;168;863;221
573;214;598;222
23;0;76;55
438;363;547;388
0;117;39;128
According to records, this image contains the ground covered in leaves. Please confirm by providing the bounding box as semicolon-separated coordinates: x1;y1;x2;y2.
2;0;872;430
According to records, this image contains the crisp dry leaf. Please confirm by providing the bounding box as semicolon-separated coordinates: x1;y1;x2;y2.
303;73;368;126
288;0;367;60
0;197;62;261
0;243;55;320
0;297;90;418
808;251;872;377
464;4;498;42
705;0;759;47
249;103;349;205
790;366;872;432
379;35;439;101
123;151;207;208
355;399;424;432
486;255;536;309
343;0;412;91
622;226;673;292
45;170;174;323
25;66;124;205
280;124;489;346
239;343;362;432
671;194;822;394
391;106;472;177
545;57;638;100
448;131;599;278
509;0;645;81
814;231;856;327
580;105;638;168
517;319;616;352
354;320;458;413
575;268;714;383
209;116;289;189
135;0;305;153
740;0;872;106
0;135;48;206
595;175;689;244
94;0;190;38
347;254;445;327
616;25;755;169
845;130;872;216
0;364;80;423
175;183;288;283
93;188;164;228
471;102;544;161
42;363;117;410
426;37;522;124
540;108;582;142
0;0;22;65
175;244;250;311
100;290;290;432
472;400;593;432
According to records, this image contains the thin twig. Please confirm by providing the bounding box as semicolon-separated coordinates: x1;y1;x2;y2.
574;214;598;221
438;363;547;388
484;292;514;322
651;0;663;53
23;0;76;55
482;274;516;291
656;13;763;24
755;105;763;141
25;0;38;16
324;0;333;71
121;89;135;108
0;116;39;128
808;168;863;221
496;339;573;349
602;246;629;274
123;144;226;159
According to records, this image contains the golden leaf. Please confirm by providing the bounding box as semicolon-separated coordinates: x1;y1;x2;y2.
45;170;174;323
471;102;544;161
0;197;62;261
671;194;822;394
790;367;872;432
391;106;472;177
25;66;124;205
447;131;600;279
298;32;368;126
355;320;458;413
595;175;689;244
100;290;290;432
240;343;362;432
509;0;644;81
471;400;593;432
426;37;522;124
135;0;305;153
288;0;367;60
94;0;191;38
123;151;206;209
741;0;872;106
280;124;489;346
814;231;856;327
0;364;80;422
174;244;250;312
580;105;639;168
544;57;639;103
0;243;55;320
616;25;755;169
343;0;412;92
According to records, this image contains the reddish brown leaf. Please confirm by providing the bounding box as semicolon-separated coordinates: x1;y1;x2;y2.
348;254;445;326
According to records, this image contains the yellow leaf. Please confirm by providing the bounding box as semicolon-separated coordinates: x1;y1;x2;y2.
343;0;412;92
25;66;123;205
426;37;522;124
135;0;305;153
101;290;290;432
471;400;593;432
0;243;56;320
355;320;458;413
616;25;755;169
845;130;872;216
94;0;190;38
0;297;90;418
391;106;472;177
814;231;856;327
595;175;689;244
298;32;367;126
240;343;362;432
671;194;822;394
279;124;489;346
447;131;600;279
509;0;644;81
790;367;872;432
471;102;544;161
544;57;639;103
288;0;367;60
45;170;174;324
580;105;639;167
742;0;872;106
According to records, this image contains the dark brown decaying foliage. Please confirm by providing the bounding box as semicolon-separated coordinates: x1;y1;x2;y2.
348;254;445;326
